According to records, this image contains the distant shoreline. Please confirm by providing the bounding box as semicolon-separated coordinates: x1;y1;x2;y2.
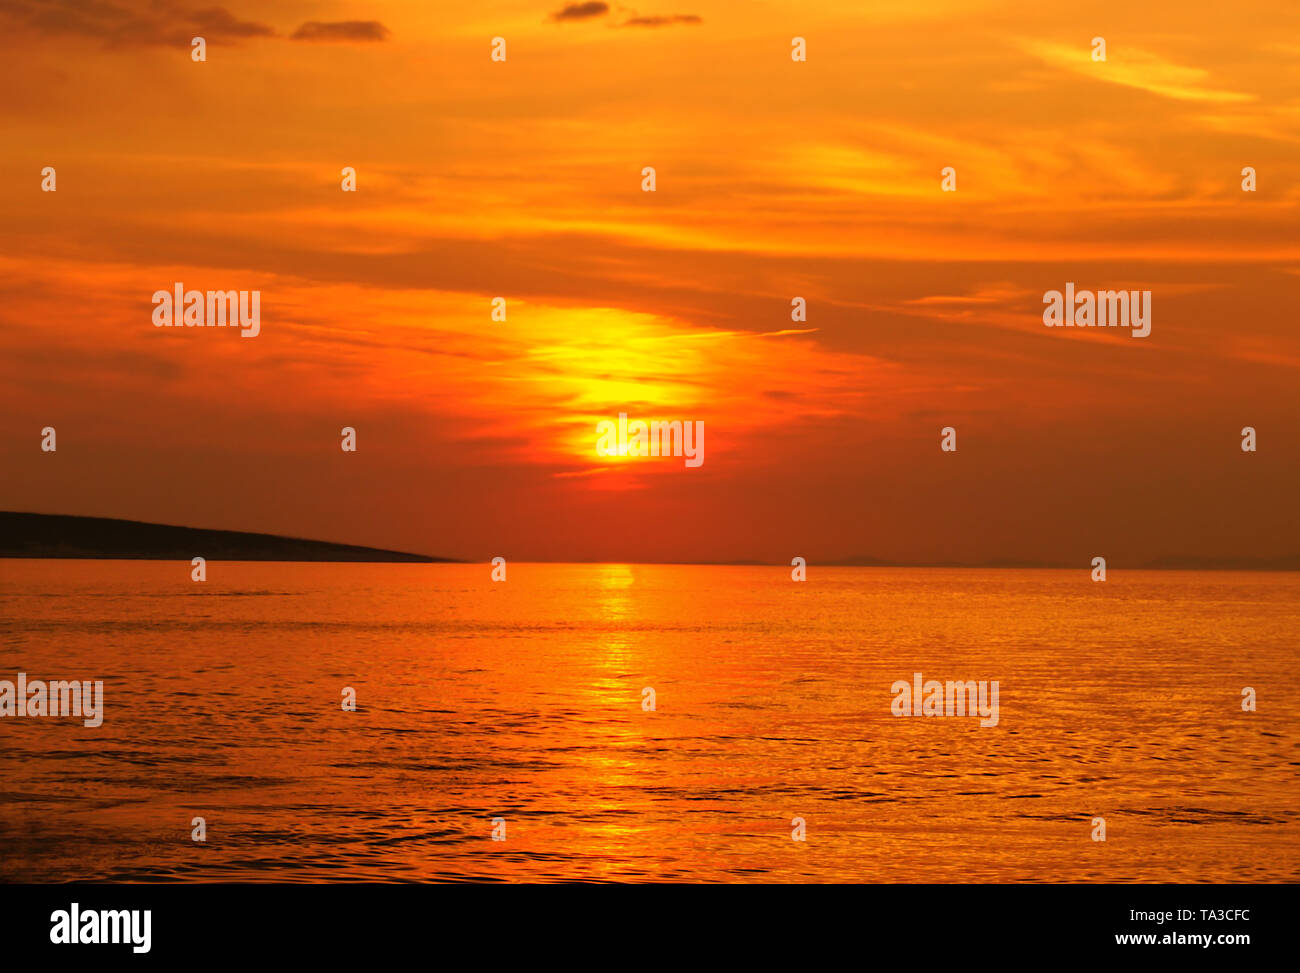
1;511;1295;570
0;512;450;563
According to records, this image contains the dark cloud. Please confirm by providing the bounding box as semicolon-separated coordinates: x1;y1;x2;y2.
291;20;390;43
547;4;701;28
549;2;610;22
621;14;702;27
0;0;274;46
184;5;275;40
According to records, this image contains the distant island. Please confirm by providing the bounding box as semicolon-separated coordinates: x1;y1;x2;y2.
0;512;448;562
2;511;1294;569
835;555;1056;568
834;553;1300;571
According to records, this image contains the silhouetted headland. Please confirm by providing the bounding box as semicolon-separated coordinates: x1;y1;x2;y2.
0;512;447;562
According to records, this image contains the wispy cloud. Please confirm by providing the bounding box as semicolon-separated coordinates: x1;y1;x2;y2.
549;2;610;22
1020;39;1254;104
621;14;702;28
0;0;274;46
0;2;391;48
547;3;701;28
291;21;390;43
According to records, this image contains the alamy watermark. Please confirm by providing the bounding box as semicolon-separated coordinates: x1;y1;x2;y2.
50;903;150;953
0;673;103;727
596;413;704;467
1043;283;1150;338
152;283;260;337
891;672;999;727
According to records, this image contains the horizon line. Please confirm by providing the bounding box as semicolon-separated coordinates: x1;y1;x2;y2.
3;510;1298;571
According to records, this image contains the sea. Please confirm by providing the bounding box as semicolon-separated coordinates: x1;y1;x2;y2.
1;561;1296;882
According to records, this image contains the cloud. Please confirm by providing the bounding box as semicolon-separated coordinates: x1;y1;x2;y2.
1019;39;1253;104
546;4;701;29
549;2;610;21
291;20;390;43
0;3;391;48
180;6;275;41
621;14;702;27
0;0;274;46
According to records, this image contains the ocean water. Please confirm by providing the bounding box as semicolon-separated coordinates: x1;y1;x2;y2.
0;561;1296;883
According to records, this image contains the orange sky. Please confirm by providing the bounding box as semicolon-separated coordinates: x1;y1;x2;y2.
1;0;1297;563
